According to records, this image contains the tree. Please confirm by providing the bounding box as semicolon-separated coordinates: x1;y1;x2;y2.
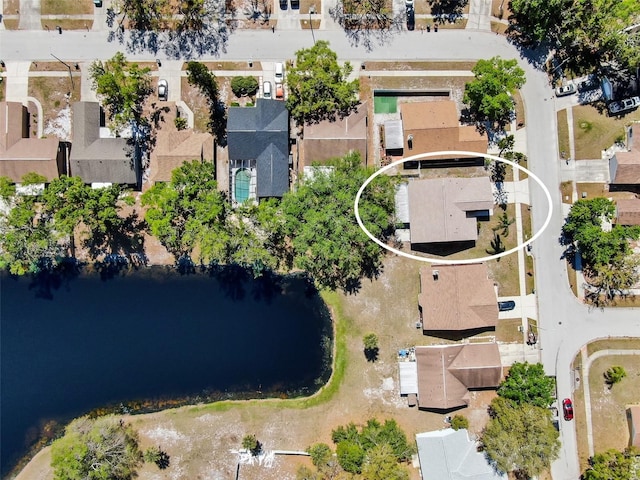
481;397;560;478
497;362;556;408
507;0;570;44
186;61;226;142
242;434;262;456
604;366;627;387
450;415;469;431
144;446;170;469
336;441;365;473
363;333;379;362
584;447;640;480
361;444;409;480
231;76;259;97
307;443;333;468
586;256;640;306
0;176;15;200
89;52;153;133
493;212;515;237
142;161;230;264
278;152;396;292
463;56;525;128
50;415;143;480
427;0;468;23
286;41;360;124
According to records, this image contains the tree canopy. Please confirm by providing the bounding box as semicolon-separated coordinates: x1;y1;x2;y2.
481;397;560;478
186;61;226;142
89;52;153;133
583;447;640;480
285;41;360;124
51;415;143;480
463;56;525;128
497;361;556;408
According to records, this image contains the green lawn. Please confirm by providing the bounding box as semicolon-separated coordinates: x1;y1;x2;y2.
41;0;93;14
557;109;570;158
573;105;640;159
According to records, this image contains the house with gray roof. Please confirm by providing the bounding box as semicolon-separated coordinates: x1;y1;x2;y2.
416;428;506;480
69;102;139;188
227;99;289;201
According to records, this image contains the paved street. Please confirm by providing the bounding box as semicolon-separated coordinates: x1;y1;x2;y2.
2;19;639;480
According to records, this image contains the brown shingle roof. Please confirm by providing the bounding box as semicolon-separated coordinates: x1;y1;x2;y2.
408;177;493;244
303;103;367;165
0;102;63;182
401;101;487;156
416;343;502;410
616;199;640;226
151;130;214;182
612;124;640;184
419;264;498;331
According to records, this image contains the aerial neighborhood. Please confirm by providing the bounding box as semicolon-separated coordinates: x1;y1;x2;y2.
1;0;640;480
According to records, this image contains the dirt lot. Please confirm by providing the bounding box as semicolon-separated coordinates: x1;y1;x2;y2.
27;75;81;141
15;255;500;480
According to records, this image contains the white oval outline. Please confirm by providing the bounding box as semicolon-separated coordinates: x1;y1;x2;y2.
354;150;553;265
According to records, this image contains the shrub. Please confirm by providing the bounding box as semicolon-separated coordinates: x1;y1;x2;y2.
604;366;626;387
242;434;262;456
307;443;332;467
363;333;379;362
231;76;259;97
174;117;187;131
450;415;469;431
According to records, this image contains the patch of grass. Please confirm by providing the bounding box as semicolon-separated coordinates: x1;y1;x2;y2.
300;19;321;29
512;90;525;128
588;355;640;454
573;104;640;159
41;19;93;30
364;61;476;71
41;0;93;15
299;0;321;14
557;109;570;158
3;18;19;29
573;365;590;471
3;0;19;14
560;181;573;204
372;75;474;94
490;21;508;34
587;338;640;357
181;61;262;71
431;19;468;29
496;318;523;343
28;75;81;131
488;253;521;296
575;183;607;200
30;62;75;72
566;258;579;297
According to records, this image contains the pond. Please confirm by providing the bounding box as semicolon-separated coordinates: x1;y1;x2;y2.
0;266;332;477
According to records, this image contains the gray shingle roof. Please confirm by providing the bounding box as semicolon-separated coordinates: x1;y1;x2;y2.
70;102;139;185
228;99;289;198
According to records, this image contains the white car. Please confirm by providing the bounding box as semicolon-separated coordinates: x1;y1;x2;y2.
555;83;576;97
608;96;640;115
158;79;168;101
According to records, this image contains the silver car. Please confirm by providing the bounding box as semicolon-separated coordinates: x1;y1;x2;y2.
555;83;576;97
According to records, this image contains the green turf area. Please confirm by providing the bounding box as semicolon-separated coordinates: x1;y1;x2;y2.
374;95;397;114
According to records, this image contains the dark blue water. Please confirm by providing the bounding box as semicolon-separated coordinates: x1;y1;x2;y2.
0;267;331;476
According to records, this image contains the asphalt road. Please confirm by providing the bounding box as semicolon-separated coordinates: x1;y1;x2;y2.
2;26;639;480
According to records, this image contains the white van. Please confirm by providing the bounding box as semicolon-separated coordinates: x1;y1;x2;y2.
275;62;284;80
263;81;272;99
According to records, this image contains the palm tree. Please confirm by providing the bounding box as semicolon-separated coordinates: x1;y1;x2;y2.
493;212;515;237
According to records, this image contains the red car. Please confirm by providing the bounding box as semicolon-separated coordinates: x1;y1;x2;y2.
562;398;574;421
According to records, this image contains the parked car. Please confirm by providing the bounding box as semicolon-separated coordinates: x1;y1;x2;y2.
279;0;287;9
405;0;414;5
275;62;284;81
555;83;577;97
406;5;415;30
275;83;284;100
562;398;574;421
498;300;516;312
263;81;272;99
608;96;640;115
158;79;168;101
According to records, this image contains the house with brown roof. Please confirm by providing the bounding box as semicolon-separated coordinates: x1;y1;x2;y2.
628;406;640;447
302;103;367;166
616;198;640;226
69;102;140;188
609;124;640;189
0;101;66;183
400;101;487;167
407;343;502;411
419;264;498;337
150;130;214;183
407;176;493;253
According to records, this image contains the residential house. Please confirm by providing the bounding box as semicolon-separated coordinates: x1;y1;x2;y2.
616;198;640;226
69;102;139;188
415;428;506;480
418;264;498;337
0;101;66;182
227;99;289;203
399;343;502;411
628;406;640;448
150;130;214;183
399;101;487;167
302;102;367;166
406;176;493;253
609;124;640;190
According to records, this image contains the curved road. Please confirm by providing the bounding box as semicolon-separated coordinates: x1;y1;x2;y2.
2;27;639;480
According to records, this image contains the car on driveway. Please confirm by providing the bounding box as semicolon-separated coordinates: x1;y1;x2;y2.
555;83;577;97
562;398;574;421
498;300;516;311
608;96;640;115
406;5;415;30
275;83;284;100
158;79;168;101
